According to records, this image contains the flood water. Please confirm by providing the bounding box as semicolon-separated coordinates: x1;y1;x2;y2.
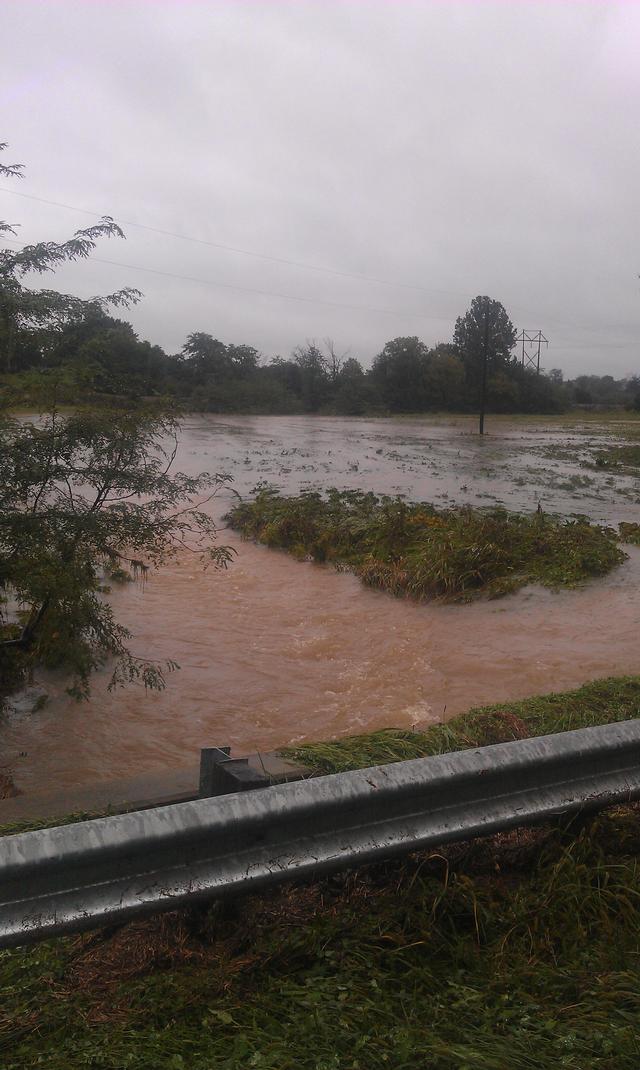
3;414;639;793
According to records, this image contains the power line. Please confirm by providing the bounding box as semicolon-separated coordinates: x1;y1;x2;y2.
1;237;454;322
90;255;458;321
2;189;637;345
4;237;638;348
0;185;470;301
552;342;638;351
0;186;617;336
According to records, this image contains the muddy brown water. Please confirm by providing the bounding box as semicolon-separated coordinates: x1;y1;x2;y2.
3;415;639;793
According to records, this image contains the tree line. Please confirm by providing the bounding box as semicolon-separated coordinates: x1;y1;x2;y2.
1;137;638;417
5;303;639;416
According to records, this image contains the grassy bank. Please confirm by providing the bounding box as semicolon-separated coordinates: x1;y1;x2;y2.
284;674;640;773
227;488;625;601
2;676;640;1069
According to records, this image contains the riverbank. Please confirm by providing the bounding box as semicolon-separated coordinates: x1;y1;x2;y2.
2;674;640;1068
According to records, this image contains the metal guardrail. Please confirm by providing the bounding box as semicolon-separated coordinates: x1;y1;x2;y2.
2;719;640;949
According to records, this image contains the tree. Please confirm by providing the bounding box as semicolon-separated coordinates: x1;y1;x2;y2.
0;401;233;698
334;357;370;415
63;318;169;396
0;144;233;699
370;337;430;412
226;343;260;378
453;296;517;433
423;344;465;410
292;342;329;412
323;338;349;383
532;370;566;412
625;375;640;412
0;145;141;373
180;333;231;384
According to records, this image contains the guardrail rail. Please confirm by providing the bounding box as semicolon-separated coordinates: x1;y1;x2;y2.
2;719;640;948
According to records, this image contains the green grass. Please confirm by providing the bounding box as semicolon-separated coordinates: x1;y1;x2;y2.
3;676;640;1067
3;813;640;1069
0;808;114;839
283;675;640;774
226;488;625;602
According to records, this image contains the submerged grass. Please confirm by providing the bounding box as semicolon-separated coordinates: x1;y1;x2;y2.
3;677;640;1068
226;487;625;602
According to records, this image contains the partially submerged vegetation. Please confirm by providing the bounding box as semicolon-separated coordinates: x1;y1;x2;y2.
227;487;626;601
593;442;640;472
619;521;640;546
3;676;640;1068
285;675;640;773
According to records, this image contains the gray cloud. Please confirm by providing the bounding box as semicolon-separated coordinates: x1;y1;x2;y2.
2;0;639;376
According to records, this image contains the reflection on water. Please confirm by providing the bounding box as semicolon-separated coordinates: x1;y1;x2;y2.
2;415;639;792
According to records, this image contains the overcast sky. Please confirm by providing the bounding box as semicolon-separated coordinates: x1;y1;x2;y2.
2;1;639;376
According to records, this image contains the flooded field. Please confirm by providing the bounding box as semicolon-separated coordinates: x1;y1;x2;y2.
2;413;639;793
179;411;640;524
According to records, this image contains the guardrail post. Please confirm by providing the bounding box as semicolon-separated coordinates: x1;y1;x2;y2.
198;747;231;796
199;747;271;797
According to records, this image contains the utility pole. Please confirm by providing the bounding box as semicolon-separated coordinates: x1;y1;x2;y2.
479;309;489;435
515;329;548;374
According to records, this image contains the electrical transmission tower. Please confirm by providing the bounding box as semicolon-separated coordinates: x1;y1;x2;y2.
515;329;548;374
